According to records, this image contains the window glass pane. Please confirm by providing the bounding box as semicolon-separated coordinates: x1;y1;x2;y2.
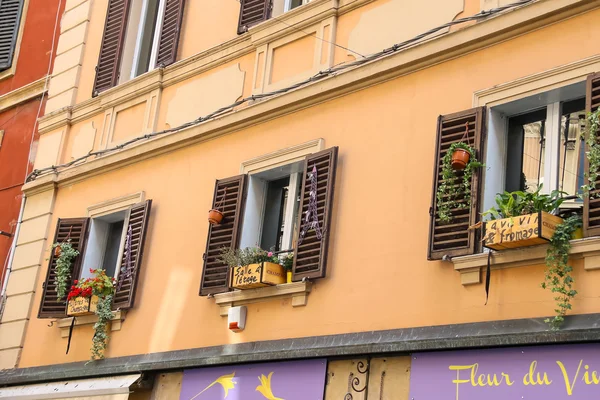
506;109;547;193
134;0;160;77
558;102;586;198
102;220;125;277
261;177;290;251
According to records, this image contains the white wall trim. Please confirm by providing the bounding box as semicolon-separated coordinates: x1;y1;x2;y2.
87;192;145;218
240;138;324;174
473;54;600;107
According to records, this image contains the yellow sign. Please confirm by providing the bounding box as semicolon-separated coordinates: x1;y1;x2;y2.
231;262;285;290
67;295;98;316
483;212;562;250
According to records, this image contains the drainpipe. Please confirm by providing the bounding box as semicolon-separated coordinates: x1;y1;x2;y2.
0;195;26;320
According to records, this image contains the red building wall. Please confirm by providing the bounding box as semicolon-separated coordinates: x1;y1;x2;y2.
0;0;63;288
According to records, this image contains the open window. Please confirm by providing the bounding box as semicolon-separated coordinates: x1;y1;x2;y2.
93;0;185;95
428;72;600;260
237;0;311;34
38;201;152;318
199;147;338;296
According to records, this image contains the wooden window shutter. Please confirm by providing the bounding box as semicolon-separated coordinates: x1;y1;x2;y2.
292;147;338;281
583;72;600;237
38;218;90;318
237;0;270;34
92;0;131;96
428;107;486;260
0;0;24;71
155;0;186;67
199;175;247;296
112;200;152;310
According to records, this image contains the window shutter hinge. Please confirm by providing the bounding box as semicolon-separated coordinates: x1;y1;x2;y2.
42;282;46;289
202;253;207;261
429;206;433;217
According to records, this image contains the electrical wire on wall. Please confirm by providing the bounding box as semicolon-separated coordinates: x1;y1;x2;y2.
25;0;535;183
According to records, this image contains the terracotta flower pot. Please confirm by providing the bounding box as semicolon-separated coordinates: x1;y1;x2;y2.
208;209;224;225
53;246;62;258
451;148;471;170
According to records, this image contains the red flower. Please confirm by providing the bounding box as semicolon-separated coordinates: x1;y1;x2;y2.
74;280;78;284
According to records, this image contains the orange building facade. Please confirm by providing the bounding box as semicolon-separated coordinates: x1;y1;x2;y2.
1;0;600;398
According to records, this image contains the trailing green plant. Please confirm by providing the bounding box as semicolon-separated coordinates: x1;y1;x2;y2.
436;142;483;223
52;240;79;302
482;185;566;220
581;108;600;197
541;214;582;330
90;294;113;361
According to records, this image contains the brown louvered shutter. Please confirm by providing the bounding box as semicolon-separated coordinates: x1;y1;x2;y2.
199;175;247;296
237;0;270;34
0;0;24;71
428;107;485;260
113;200;152;310
583;73;600;237
92;0;131;96
155;0;185;67
292;147;338;281
38;218;90;318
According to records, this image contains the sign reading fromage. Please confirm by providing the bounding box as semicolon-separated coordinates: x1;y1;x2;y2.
409;344;600;400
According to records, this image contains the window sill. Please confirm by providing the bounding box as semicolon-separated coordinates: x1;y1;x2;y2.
213;282;312;316
452;237;600;285
57;311;126;338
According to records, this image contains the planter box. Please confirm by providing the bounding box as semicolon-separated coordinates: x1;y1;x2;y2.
67;295;99;316
231;262;286;290
483;211;563;251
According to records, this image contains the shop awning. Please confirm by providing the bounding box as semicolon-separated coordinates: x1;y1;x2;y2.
0;373;141;399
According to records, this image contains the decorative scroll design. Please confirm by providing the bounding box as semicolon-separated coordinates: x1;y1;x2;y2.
298;165;322;245
344;360;370;400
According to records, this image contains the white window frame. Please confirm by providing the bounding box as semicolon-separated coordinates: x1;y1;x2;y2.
129;0;167;80
483;83;586;214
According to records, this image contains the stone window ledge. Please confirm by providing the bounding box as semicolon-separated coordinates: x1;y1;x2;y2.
213;282;312;316
452;237;600;285
57;311;125;338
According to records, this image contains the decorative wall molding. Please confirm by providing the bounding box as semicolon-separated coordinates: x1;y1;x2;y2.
26;0;600;191
452;237;600;285
240;138;324;174
474;54;600;107
0;77;46;113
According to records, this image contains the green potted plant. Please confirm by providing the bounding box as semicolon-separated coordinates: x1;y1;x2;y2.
436;141;483;223
51;240;79;302
67;268;116;360
280;252;294;283
481;186;566;250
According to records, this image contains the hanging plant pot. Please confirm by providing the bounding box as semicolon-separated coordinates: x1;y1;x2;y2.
451;148;471;171
53;246;62;258
208;209;224;225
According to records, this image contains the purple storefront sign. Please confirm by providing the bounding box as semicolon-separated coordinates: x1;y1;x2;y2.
409;343;600;400
179;358;326;400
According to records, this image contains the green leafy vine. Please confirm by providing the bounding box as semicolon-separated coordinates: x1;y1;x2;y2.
90;294;113;361
436;142;483;223
581;108;600;197
541;215;582;330
52;241;79;302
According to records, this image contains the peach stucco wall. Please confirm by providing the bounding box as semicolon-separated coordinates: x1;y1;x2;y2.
18;8;600;367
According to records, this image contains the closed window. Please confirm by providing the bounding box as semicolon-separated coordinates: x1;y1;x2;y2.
0;0;24;72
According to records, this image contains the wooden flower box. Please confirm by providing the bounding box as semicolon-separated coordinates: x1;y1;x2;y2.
483;211;563;251
67;295;99;316
231;262;286;290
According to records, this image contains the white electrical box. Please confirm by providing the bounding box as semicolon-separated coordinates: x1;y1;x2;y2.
228;306;247;332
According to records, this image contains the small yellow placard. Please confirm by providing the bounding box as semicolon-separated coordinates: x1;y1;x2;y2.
67;295;98;316
483;211;563;250
231;262;286;290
